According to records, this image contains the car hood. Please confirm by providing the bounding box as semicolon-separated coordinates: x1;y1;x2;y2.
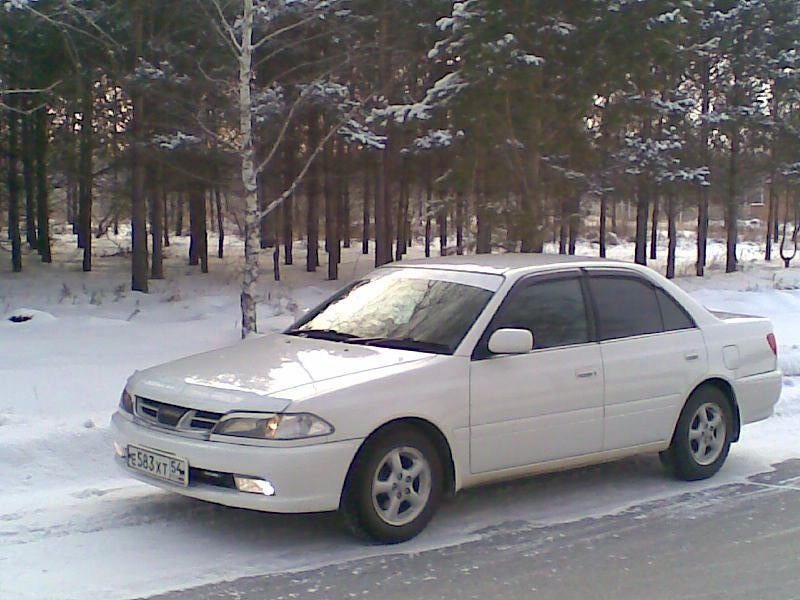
127;333;434;413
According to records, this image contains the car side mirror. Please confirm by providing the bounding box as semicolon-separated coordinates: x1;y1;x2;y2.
488;328;534;355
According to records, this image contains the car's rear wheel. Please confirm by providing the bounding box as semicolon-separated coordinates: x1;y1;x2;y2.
661;386;733;481
340;424;443;543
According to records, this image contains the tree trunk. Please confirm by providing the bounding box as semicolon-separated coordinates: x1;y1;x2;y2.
634;184;649;265
649;194;659;261
193;184;209;272
375;0;393;266
634;118;650;265
79;75;93;272
377;141;394;266
362;154;370;255
258;167;273;249
7;103;22;272
150;164;164;279
438;206;447;256
341;146;351;249
325;140;339;280
475;159;491;254
163;189;170;248
520;144;542;253
766;182;777;261
189;189;199;266
424;164;432;258
282;137;294;265
215;187;224;258
306;113;320;272
238;0;259;337
456;190;464;255
424;216;432;257
611;196;617;233
34;108;51;263
568;197;579;255
696;62;710;277
175;193;184;236
599;192;607;258
395;160;409;260
726;133;739;273
697;188;709;276
558;200;567;254
21;110;36;249
131;1;148;292
273;217;281;281
666;193;677;279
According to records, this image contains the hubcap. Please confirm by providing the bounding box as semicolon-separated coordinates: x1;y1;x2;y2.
371;446;432;526
688;402;726;466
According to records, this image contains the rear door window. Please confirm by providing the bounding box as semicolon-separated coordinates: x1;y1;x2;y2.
589;276;662;340
656;288;695;331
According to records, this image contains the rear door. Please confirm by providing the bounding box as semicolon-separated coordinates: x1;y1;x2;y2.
469;272;604;473
586;271;708;450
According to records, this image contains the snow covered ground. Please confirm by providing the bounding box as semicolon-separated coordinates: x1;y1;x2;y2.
1;230;799;599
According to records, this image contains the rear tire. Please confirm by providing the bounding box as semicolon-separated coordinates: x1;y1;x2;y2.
340;424;443;543
662;386;733;481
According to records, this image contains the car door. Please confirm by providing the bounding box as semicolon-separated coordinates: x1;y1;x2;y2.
469;272;604;474
585;270;708;451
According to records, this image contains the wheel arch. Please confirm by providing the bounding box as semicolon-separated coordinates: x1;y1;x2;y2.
685;378;741;443
339;417;457;508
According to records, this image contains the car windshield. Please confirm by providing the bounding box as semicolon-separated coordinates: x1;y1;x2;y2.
286;268;501;354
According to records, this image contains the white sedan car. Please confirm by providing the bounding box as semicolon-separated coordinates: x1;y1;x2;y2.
111;255;782;542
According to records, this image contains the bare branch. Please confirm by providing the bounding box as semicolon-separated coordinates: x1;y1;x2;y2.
251;4;342;51
195;107;240;152
254;85;311;175
257;102;364;222
209;0;243;54
0;81;62;96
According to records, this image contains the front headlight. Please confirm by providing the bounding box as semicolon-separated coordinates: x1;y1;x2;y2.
119;389;134;413
212;413;333;440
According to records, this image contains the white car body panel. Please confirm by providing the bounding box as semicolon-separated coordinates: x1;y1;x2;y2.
600;328;709;450
469;342;604;473
111;255;783;514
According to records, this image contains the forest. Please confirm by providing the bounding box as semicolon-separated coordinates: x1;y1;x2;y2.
1;0;799;335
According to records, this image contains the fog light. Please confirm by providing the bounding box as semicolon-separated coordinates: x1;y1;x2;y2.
113;441;127;458
234;476;275;496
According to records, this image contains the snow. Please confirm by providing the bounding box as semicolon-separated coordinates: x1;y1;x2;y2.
1;229;799;599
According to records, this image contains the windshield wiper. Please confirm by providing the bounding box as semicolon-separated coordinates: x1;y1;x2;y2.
355;337;451;354
284;328;360;341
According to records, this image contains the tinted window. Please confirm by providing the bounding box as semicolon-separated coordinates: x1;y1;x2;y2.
494;278;589;349
589;276;662;340
656;288;694;331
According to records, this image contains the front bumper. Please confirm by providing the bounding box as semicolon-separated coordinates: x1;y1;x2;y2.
111;412;362;513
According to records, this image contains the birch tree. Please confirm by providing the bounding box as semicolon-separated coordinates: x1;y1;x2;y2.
210;0;375;337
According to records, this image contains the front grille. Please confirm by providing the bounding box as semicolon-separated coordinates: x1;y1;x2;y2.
135;397;223;437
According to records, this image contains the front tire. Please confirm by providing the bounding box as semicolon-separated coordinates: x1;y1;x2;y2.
661;386;733;481
340;425;444;543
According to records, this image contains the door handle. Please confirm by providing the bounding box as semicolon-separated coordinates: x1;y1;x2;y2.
575;369;597;379
685;352;700;361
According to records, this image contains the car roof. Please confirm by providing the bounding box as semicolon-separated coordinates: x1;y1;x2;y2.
381;253;630;276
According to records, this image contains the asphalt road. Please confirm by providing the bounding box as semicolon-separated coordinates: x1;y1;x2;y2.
146;459;800;600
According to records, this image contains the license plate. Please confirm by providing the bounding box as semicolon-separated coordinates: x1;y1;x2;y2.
127;445;188;487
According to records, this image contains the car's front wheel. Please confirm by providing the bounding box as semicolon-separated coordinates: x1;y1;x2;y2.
661;386;733;481
340;425;443;543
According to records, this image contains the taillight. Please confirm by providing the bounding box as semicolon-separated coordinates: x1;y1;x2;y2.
767;333;777;356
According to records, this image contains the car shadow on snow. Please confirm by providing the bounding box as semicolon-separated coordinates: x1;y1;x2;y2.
119;450;739;554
